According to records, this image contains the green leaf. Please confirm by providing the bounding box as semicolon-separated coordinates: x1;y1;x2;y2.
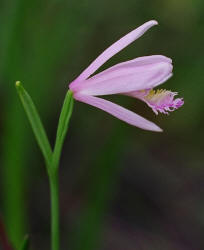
20;235;30;250
52;90;74;172
15;81;52;170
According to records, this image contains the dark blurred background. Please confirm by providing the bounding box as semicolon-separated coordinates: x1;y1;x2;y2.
0;0;203;249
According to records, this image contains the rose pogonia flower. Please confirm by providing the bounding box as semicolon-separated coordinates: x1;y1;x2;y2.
69;20;184;132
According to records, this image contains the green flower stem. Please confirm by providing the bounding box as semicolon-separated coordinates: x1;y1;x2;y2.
16;82;74;250
49;173;59;250
49;90;74;250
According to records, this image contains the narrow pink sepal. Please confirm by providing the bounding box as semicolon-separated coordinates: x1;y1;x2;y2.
74;93;162;132
72;58;172;96
70;20;158;88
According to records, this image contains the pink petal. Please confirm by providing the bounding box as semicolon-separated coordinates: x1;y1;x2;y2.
70;20;158;88
74;93;162;132
125;73;173;98
72;57;172;96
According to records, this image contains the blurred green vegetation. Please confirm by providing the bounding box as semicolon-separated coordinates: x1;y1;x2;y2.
0;0;204;249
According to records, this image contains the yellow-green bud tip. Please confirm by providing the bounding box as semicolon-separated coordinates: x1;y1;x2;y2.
15;81;21;87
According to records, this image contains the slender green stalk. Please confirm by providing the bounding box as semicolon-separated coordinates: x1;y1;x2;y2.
16;82;74;250
49;174;59;250
49;90;73;250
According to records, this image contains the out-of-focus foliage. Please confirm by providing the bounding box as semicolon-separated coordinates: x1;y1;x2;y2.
0;0;204;249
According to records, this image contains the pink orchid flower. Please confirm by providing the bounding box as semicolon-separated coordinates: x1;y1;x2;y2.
69;20;183;132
